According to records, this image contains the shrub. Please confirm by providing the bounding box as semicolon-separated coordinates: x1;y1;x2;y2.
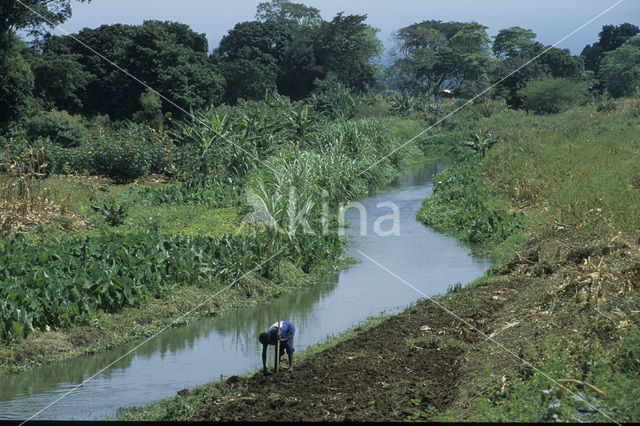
88;136;163;183
39;139;90;174
596;97;617;113
472;98;509;118
308;84;359;121
26;111;86;148
85;123;167;182
132;89;166;130
518;78;588;114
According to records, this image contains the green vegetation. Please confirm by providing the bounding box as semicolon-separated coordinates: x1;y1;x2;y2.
0;232;273;339
417;156;524;247
0;98;421;345
582;23;639;82
600;35;640;98
518;77;588;114
483;99;640;236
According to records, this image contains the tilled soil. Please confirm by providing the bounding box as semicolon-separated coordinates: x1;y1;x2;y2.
192;277;529;421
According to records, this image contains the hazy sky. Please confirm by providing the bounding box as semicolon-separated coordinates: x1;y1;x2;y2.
60;0;639;57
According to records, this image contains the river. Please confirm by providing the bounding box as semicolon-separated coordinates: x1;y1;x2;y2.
0;160;492;420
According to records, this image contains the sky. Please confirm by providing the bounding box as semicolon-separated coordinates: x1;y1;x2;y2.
59;0;639;59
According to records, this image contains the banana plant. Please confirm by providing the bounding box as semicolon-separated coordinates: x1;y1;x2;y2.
389;91;416;116
172;106;232;175
285;104;314;145
462;131;497;158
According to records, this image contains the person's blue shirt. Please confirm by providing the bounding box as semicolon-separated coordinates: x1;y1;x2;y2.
268;321;295;341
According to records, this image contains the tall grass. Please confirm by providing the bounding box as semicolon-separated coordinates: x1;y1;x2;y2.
482;98;640;237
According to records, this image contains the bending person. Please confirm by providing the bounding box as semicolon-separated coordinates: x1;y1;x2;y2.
259;320;295;374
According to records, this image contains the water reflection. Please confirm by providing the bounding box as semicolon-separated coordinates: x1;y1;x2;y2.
0;160;491;420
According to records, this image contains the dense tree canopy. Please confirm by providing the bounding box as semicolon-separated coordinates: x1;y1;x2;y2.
0;0;89;40
0;0;634;132
600;35;640;98
390;20;493;96
38;21;225;119
0;0;89;128
0;34;34;129
490;27;584;107
492;26;536;59
30;49;92;112
582;23;639;75
312;13;383;93
216;5;381;102
255;0;320;26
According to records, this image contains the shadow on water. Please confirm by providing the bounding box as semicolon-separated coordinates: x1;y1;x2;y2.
0;159;492;420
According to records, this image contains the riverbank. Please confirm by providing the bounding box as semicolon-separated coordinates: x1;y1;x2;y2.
117;99;640;422
0;109;434;378
0;256;352;376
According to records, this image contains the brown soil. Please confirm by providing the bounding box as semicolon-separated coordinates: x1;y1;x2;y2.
191;276;530;422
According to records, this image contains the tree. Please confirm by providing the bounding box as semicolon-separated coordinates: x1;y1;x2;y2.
256;0;320;26
436;22;496;96
390;20;493;96
600;36;640;98
30;50;92;113
491;27;585;108
217;20;293;64
582;23;639;74
0;0;88;128
220;47;278;104
121;21;224;118
493;26;536;59
313;13;383;92
254;0;320;98
278;34;317;99
40;21;225;119
216;20;293;102
0;0;89;41
0;34;34;129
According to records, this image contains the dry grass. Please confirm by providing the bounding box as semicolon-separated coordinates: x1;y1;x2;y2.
0;148;90;233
